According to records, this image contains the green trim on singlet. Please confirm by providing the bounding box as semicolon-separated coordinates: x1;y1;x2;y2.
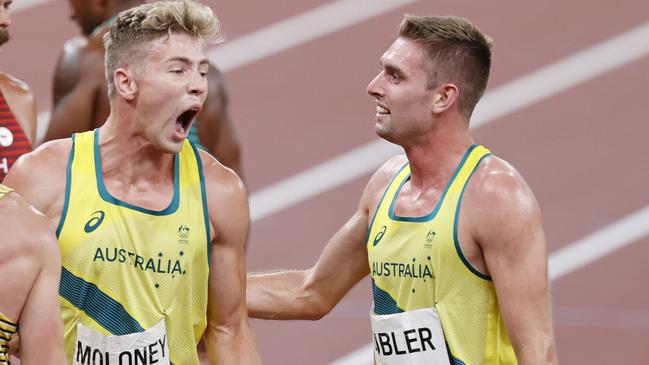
93;129;180;216
388;144;478;222
56;134;76;238
453;152;493;281
189;141;212;267
187;122;205;150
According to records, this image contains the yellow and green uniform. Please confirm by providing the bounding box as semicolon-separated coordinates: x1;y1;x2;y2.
0;298;18;365
56;129;210;364
367;145;517;365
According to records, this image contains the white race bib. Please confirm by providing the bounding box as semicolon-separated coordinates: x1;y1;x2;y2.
73;318;170;365
371;307;450;365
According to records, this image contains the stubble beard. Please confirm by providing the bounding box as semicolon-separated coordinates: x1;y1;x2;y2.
0;29;10;47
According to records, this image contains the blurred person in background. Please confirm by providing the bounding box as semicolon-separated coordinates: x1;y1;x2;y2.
45;0;244;178
0;0;37;182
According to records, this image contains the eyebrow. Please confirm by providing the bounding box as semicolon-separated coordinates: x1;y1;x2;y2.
381;61;404;77
166;57;209;66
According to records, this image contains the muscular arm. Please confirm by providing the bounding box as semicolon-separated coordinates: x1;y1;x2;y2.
200;152;259;364
0;193;67;364
17;203;67;364
4;140;71;223
197;65;243;178
246;157;404;320
467;159;557;364
44;37;108;142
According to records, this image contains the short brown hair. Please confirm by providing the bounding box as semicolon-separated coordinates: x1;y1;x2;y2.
399;15;492;117
104;0;222;97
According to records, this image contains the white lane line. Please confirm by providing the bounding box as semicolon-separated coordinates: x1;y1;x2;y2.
12;0;50;12
549;205;649;280
35;0;416;142
250;140;401;221
328;204;649;364
249;20;649;221
209;0;417;72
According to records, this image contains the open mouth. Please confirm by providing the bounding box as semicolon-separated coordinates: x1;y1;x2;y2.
376;104;390;115
176;107;200;132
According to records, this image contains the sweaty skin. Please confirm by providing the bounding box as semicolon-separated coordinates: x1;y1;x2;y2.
0;189;67;364
7;28;259;365
247;35;557;365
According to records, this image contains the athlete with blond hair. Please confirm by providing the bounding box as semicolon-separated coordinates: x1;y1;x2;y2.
46;0;244;178
6;1;259;364
0;0;37;182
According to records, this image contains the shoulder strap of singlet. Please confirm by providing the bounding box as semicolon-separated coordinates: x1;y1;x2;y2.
445;145;491;196
366;161;410;240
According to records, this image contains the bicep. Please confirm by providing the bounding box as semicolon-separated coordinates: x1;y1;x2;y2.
476;178;553;357
206;175;249;326
18;237;66;364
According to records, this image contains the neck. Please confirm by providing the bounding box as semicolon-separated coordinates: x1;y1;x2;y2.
98;113;175;185
403;116;474;190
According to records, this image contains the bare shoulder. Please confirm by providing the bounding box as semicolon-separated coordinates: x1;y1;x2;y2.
466;155;538;211
362;154;408;208
198;149;246;196
0;72;32;95
57;35;105;79
197;149;248;243
12;139;73;175
4;139;73;212
463;155;543;248
198;149;247;224
0;191;59;261
0;72;36;136
62;34;104;62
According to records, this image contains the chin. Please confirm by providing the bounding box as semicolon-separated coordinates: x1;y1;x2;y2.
375;125;393;141
159;140;184;155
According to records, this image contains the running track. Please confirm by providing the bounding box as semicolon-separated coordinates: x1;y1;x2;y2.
7;1;649;364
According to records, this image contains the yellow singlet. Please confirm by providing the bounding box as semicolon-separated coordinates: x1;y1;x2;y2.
367;145;517;365
0;311;17;365
56;130;210;365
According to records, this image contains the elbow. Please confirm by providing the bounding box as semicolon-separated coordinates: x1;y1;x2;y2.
302;299;334;321
299;284;336;320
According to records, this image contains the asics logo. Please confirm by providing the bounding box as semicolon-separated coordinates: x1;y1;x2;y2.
373;225;387;246
84;211;105;233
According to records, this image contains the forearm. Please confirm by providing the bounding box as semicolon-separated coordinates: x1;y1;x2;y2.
517;344;558;365
205;322;260;365
247;269;331;320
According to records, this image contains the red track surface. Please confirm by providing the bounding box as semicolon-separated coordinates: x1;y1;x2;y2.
5;1;649;364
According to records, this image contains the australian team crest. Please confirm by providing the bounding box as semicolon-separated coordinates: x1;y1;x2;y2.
177;225;190;244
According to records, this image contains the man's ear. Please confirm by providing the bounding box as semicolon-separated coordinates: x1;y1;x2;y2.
114;68;138;101
431;83;459;114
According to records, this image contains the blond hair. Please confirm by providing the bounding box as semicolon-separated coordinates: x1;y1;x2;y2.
104;0;222;97
399;15;493;117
